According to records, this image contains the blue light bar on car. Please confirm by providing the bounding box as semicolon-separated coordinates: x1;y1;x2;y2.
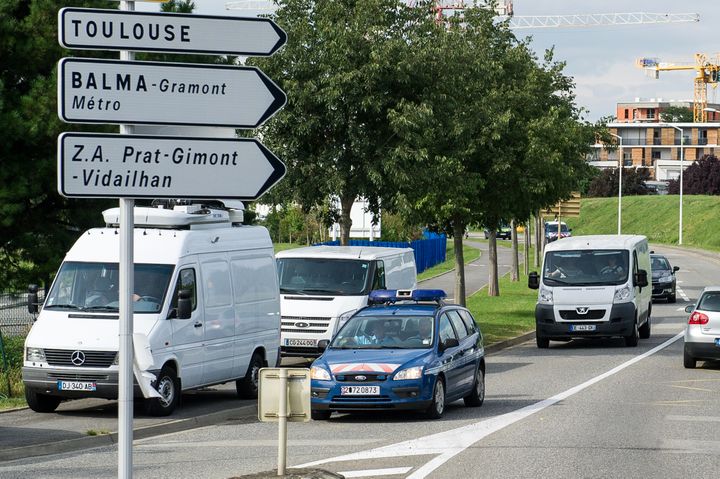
368;289;447;304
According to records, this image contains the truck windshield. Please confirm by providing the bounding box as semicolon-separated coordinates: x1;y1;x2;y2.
277;258;371;296
543;250;630;286
44;262;174;314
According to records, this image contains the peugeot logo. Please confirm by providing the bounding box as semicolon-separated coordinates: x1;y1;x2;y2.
576;307;589;315
70;350;86;366
354;375;367;381
295;321;310;328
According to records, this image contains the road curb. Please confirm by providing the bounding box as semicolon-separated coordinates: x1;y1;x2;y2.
0;403;257;463
485;331;536;355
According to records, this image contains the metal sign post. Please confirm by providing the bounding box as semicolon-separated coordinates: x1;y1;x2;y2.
117;4;134;479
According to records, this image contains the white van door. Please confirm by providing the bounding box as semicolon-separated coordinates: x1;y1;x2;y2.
169;265;204;388
200;257;236;384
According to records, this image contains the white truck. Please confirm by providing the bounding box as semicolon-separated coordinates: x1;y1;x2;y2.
529;235;652;348
275;246;417;357
23;202;281;415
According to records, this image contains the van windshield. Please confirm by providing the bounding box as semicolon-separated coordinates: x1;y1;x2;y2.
277;258;371;296
543;250;630;286
44;262;174;314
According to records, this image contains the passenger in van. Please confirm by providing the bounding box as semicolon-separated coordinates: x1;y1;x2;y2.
600;256;625;278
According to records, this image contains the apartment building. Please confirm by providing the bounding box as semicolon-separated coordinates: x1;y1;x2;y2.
616;99;720;123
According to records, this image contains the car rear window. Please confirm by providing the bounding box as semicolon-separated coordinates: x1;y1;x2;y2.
698;292;720;312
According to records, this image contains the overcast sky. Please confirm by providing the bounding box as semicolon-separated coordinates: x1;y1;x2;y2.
138;0;719;121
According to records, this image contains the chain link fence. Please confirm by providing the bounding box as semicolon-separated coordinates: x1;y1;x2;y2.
0;290;41;338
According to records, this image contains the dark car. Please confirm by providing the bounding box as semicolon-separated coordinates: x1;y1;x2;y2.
484;224;512;240
651;254;679;302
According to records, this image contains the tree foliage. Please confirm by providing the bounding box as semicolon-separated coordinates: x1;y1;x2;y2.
659;105;693;123
668;154;720;195
587;167;651;197
0;0;120;290
249;0;425;245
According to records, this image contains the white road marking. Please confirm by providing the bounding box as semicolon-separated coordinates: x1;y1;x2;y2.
666;415;720;422
338;467;412;478
296;332;684;478
676;307;687;312
676;286;690;302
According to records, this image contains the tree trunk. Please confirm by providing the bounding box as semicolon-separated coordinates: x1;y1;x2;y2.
339;194;354;246
524;221;530;275
534;213;541;267
511;219;519;281
452;221;467;306
488;231;499;296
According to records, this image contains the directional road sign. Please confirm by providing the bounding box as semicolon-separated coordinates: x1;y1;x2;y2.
58;132;286;200
58;58;286;128
59;8;287;56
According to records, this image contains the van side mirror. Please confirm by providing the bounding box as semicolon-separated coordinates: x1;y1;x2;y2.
634;269;649;288
673;266;680;272
528;272;540;290
684;304;695;313
177;289;192;319
318;340;329;352
439;337;459;354
28;284;39;314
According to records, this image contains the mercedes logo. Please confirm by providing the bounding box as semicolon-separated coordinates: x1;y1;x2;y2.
70;350;86;366
354;375;367;381
576;307;589;315
295;321;310;328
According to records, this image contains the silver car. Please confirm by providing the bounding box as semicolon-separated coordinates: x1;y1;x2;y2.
684;287;720;368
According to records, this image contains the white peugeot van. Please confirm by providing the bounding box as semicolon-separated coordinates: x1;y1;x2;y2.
23;202;281;415
275;246;417;357
528;235;652;348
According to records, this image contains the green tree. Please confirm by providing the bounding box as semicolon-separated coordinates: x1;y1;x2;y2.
250;0;424;245
0;0;119;291
659;105;693;123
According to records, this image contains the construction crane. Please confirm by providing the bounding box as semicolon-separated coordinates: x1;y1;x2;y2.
227;1;699;30
636;54;720;122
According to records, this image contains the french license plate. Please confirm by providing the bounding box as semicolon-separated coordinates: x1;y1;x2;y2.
285;338;317;347
340;386;380;396
571;324;596;332
58;381;96;391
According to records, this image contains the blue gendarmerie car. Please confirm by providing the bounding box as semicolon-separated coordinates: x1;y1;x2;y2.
309;289;485;420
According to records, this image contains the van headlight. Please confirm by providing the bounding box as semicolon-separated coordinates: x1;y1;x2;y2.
336;309;357;332
310;366;331;380
394;366;424;380
26;347;46;362
539;286;553;304
614;285;632;303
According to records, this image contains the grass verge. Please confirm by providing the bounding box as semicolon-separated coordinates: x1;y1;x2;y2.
417;242;481;281
466;271;536;346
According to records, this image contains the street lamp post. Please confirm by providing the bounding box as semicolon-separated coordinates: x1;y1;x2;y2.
661;123;685;245
609;133;623;235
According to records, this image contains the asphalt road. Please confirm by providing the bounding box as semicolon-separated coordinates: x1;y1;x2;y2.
2;245;718;479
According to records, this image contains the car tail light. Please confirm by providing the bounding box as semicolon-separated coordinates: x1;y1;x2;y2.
688;312;709;325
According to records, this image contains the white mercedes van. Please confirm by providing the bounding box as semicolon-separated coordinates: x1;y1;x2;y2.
275;246;417;357
23;202;281;415
528;235;651;348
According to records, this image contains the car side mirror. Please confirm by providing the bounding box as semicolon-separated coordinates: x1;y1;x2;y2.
634;269;649;288
528;272;539;290
439;337;459;354
684;304;695;313
177;289;192;320
673;266;680;272
28;284;39;314
318;340;329;352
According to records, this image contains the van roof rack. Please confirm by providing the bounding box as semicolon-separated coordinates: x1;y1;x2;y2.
103;199;245;230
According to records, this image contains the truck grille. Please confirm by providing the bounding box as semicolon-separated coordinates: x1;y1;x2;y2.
281;316;331;334
559;309;606;320
47;372;110;381
44;349;116;368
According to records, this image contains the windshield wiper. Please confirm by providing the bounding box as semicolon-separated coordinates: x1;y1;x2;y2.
44;304;83;310
83;306;119;312
543;278;572;285
281;288;307;295
297;288;339;294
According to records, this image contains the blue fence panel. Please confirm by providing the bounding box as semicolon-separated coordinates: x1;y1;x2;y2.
313;236;447;274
